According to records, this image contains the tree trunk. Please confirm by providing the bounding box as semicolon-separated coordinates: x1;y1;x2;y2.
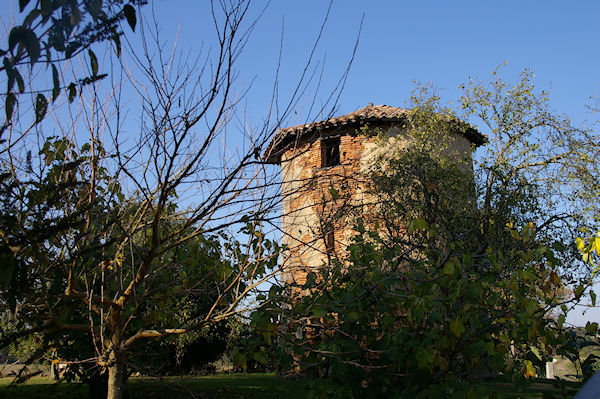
86;370;108;399
106;354;125;399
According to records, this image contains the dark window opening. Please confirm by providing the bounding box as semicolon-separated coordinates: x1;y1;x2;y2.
322;137;341;167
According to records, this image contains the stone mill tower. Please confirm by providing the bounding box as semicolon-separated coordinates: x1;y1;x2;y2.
263;104;485;289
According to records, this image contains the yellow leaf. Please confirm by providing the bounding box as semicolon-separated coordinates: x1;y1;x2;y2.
522;360;536;378
576;237;586;251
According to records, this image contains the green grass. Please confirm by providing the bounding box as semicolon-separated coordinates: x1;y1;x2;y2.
0;376;87;399
0;373;307;399
128;374;308;399
0;373;583;399
481;380;581;399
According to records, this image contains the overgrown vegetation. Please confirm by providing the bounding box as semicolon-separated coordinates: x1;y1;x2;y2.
247;70;600;398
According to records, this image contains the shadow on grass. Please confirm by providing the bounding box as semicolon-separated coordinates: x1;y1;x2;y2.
482;379;582;399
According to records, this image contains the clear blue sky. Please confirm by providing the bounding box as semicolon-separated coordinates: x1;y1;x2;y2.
146;0;600;127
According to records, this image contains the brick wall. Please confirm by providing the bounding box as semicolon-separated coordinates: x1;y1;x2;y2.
279;123;473;292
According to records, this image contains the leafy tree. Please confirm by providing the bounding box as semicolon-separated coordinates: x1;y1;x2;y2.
0;132;281;399
250;70;599;398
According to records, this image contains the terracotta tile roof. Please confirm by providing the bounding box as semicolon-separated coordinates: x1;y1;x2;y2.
263;104;486;163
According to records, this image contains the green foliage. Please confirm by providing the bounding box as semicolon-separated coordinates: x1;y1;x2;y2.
250;69;598;397
0;136;118;314
254;221;565;398
560;328;600;382
568;231;600;381
0;310;43;362
0;134;281;395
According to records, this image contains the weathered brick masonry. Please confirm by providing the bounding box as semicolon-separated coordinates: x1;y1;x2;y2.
264;104;485;292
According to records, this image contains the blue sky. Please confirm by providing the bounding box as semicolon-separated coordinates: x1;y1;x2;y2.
146;0;600;127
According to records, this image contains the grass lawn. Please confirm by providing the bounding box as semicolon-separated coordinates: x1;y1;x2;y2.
0;373;583;398
0;373;307;399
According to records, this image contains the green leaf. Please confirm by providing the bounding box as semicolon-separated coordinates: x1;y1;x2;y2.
35;93;47;123
557;314;566;328
253;352;268;365
530;346;542;361
574;284;585;300
585;322;599;335
462;253;472;268
88;50;98;77
8;26;40;66
1;258;15;287
19;0;31;12
123;4;137;32
329;187;340;200
509;228;520;240
408;217;428;233
233;352;247;370
68;83;77;103
305;272;317;286
15;70;24;93
50;22;66;52
40;0;52;18
442;261;455;276
263;331;272;346
5;93;16;120
591;290;597;307
416;347;434;369
525;300;538;316
449;319;466;337
51;64;60;102
518;270;536;283
488;252;498;268
111;28;121;57
65;42;79;59
70;3;82;26
85;0;103;17
312;307;327;318
523;360;536;378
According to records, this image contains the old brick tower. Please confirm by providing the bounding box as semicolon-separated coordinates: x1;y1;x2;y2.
264;104;485;290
